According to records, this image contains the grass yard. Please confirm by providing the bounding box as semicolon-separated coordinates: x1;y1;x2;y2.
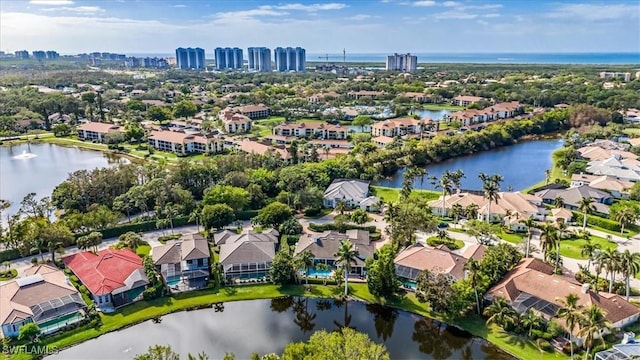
622;128;640;136
499;231;525;244
559;235;617;259
0;269;18;282
136;245;151;257
421;104;465;111
371;186;440;203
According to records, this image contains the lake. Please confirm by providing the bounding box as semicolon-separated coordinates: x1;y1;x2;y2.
375;139;563;191
51;298;512;360
0;143;126;218
411;109;452;121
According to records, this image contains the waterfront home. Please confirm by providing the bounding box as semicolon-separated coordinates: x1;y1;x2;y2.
77;122;124;142
371;117;424;137
394;243;487;288
147;130;224;155
535;185;614;215
585;156;640;182
151;233;210;292
0;265;86;338
578;146;635;161
273;122;349;140
214;229;279;246
428;191;546;225
218;108;252;134
219;235;275;281
444;101;524;127
323;179;380;211
294;230;374;276
63;249;149;311
486;258;640;338
570;173;633;199
452;95;484;107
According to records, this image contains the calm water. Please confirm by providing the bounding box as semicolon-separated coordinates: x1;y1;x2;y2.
376;139;563;191
0;143;125;218
411;109;452;121
52;298;512;360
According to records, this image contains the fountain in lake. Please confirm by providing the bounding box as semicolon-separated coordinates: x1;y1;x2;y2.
12;150;37;160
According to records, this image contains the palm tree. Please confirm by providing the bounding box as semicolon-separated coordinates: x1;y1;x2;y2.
435;170;453;218
554;196;565;208
449;169;465;193
619;249;640;300
465;204;479;220
334;240;359;296
545;169;552;184
296;250;315;286
519;309;544;337
578;197;595;231
612;205;637;235
519;217;536;258
464;259;483;314
335;199;347;215
538;222;557;261
557;293;584;360
577;304;612;360
598;248;621;294
483;297;517;329
478;173;502;223
315;262;331;286
451;204;464;224
580;239;601;273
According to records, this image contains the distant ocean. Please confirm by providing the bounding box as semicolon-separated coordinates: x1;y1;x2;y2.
128;52;640;65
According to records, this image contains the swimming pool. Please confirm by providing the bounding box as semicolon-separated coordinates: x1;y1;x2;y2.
304;268;334;278
167;276;181;286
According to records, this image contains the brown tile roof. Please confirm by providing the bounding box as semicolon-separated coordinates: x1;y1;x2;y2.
394;243;477;280
453;95;484;102
78;122;124;133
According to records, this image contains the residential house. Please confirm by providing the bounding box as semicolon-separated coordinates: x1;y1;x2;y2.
371;117;424;137
578;146;635;162
372;135;395;148
444;102;524;127
219;230;277;281
347;90;386;99
0;265;86;338
308;91;340;103
273;122;349;140
595;342;640;360
394;243;487;288
294;230;375;276
235;104;270;119
323;179;380;211
63;249;149;311
548;208;574;223
585;155;640;182
151;233;210;292
308;139;352;150
403;92;432;103
428;191;546;226
218;108;252;134
570;174;633;199
77;122;124;142
147;130;224;155
452;95;484;107
623;108;640;123
486;258;640;338
16;119;45;131
230;139;291;162
535;185;614;216
214;229;279;246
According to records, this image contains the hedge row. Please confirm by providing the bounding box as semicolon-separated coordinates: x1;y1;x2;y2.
572;212;621;232
308;223;377;233
0;249;20;263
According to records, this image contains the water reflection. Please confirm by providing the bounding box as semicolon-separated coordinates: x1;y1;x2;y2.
366;303;398;341
292;298;316;333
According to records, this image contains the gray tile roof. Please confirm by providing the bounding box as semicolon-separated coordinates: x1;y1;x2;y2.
219;240;275;266
294;230;374;266
323;179;370;203
535;185;612;208
152;233;210;265
214;229;278;246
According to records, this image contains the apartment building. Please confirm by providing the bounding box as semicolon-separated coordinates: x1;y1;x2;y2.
247;47;271;72
445;101;524;127
452;95;485;107
273;122;348;140
147;130;223;155
371;117;423;137
386;53;417;72
175;47;205;70
274;47;306;72
234;104;270;119
218;108;252;134
77;122;125;142
347;90;386;99
214;47;243;70
599;72;632;82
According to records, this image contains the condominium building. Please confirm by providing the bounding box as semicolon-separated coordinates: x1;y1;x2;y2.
599;72;632;82
14;50;29;60
147;130;224;155
214;47;243;70
46;51;60;59
175;47;205;70
32;51;46;60
386;53;417;72
248;47;271;72
274;47;306;72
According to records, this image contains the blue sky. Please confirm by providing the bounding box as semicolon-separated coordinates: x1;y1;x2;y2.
1;0;638;54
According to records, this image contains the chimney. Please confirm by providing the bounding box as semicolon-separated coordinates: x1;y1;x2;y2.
581;283;590;294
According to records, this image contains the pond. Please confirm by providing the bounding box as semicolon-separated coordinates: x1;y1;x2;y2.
375;139;563;191
51;298;513;359
410;109;452;121
0;143;126;219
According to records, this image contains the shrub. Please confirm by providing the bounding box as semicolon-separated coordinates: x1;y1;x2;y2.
0;249;20;263
78;285;88;294
426;237;462;250
308;223;376;233
537;340;553;352
572;212;622;232
530;329;545;340
70;275;79;284
303;207;323;217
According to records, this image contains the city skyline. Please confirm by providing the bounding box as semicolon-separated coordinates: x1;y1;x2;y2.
0;0;638;54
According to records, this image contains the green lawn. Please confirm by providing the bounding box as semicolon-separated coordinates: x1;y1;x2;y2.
371;186;440;203
136;245;151;257
421;104;465;111
587;224;639;238
0;269;18;282
559;235;617;259
499;231;525;244
622;128;640;136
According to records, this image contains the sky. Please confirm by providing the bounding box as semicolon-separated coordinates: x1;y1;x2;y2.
0;0;638;55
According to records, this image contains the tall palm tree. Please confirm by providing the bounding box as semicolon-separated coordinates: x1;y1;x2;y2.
478;173;502;223
619;250;640;301
538;222;557;261
598;248;621;294
577;304;612;360
437;170;454;218
613;205;637;235
464;259;483;314
449;169;465;194
335;199;347;215
296;250;315;286
580;239;601;273
334;240;359;296
483;297;517;329
465;204;479;220
519;217;536;258
519;309;544;337
451;204;464;224
557;293;584;360
554;196;565;208
578;197;595;231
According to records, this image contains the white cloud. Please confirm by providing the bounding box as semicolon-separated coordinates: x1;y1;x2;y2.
460;4;503;10
212;8;288;22
41;6;105;13
173;4;186;8
30;0;74;4
345;14;375;21
413;1;436;7
274;3;347;11
434;11;478;19
547;3;638;21
483;13;500;18
442;1;460;6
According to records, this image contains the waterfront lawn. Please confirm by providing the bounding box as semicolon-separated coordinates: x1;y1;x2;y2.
371;186;439;203
421;104;465;111
559;235;617;259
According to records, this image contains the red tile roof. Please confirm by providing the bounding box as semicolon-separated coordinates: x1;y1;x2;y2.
63;249;144;296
